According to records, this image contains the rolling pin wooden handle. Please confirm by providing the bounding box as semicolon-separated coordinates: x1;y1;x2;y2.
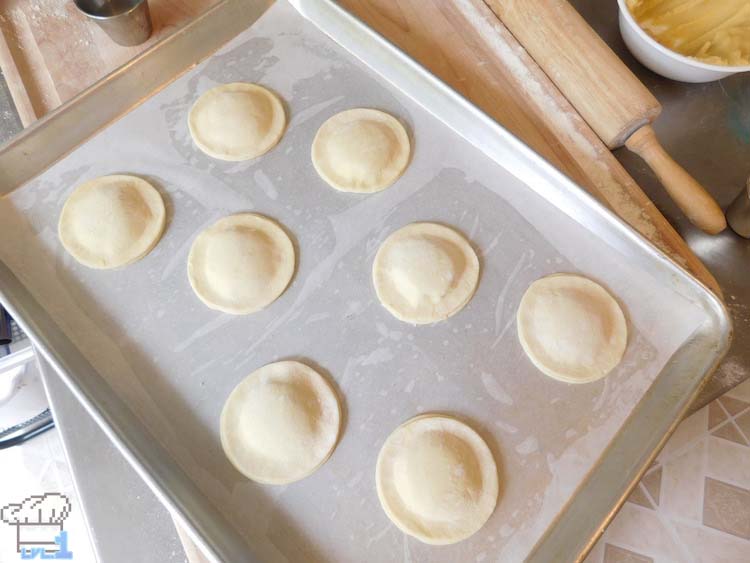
625;125;726;235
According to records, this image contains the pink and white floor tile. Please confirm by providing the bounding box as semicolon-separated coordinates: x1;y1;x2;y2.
587;379;750;563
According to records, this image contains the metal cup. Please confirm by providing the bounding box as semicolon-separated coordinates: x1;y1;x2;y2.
74;0;153;47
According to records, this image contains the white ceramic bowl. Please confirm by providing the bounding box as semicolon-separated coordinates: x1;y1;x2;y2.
617;0;750;83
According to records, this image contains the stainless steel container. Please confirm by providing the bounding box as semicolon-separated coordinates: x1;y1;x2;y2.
74;0;153;46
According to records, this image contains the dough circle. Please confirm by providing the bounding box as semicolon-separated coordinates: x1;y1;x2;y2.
188;213;295;315
372;222;479;324
311;108;410;193
188;83;286;161
517;274;627;384
376;414;499;545
58;174;166;269
220;360;341;484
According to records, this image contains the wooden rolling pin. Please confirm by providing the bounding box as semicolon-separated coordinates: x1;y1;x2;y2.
485;0;727;235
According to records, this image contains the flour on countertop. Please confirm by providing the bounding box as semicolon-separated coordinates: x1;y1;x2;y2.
453;0;673;254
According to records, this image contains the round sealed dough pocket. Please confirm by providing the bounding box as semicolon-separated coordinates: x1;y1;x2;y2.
517;274;627;383
311;108;410;193
58;174;166;269
188;82;286;161
376;414;499;545
188;213;295;314
373;222;479;324
220;360;341;484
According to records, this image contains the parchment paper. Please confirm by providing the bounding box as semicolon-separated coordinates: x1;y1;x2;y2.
0;2;707;561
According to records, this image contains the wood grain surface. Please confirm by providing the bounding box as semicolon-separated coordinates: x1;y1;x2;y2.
485;0;662;148
484;0;726;236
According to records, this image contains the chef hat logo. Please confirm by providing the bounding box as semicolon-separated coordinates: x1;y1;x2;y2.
1;493;71;525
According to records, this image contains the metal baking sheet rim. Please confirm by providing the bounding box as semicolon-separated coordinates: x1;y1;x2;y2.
0;0;731;561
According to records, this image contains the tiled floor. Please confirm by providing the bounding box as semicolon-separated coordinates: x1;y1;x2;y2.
586;378;750;563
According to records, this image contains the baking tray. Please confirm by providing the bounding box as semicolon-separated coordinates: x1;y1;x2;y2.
0;0;731;561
